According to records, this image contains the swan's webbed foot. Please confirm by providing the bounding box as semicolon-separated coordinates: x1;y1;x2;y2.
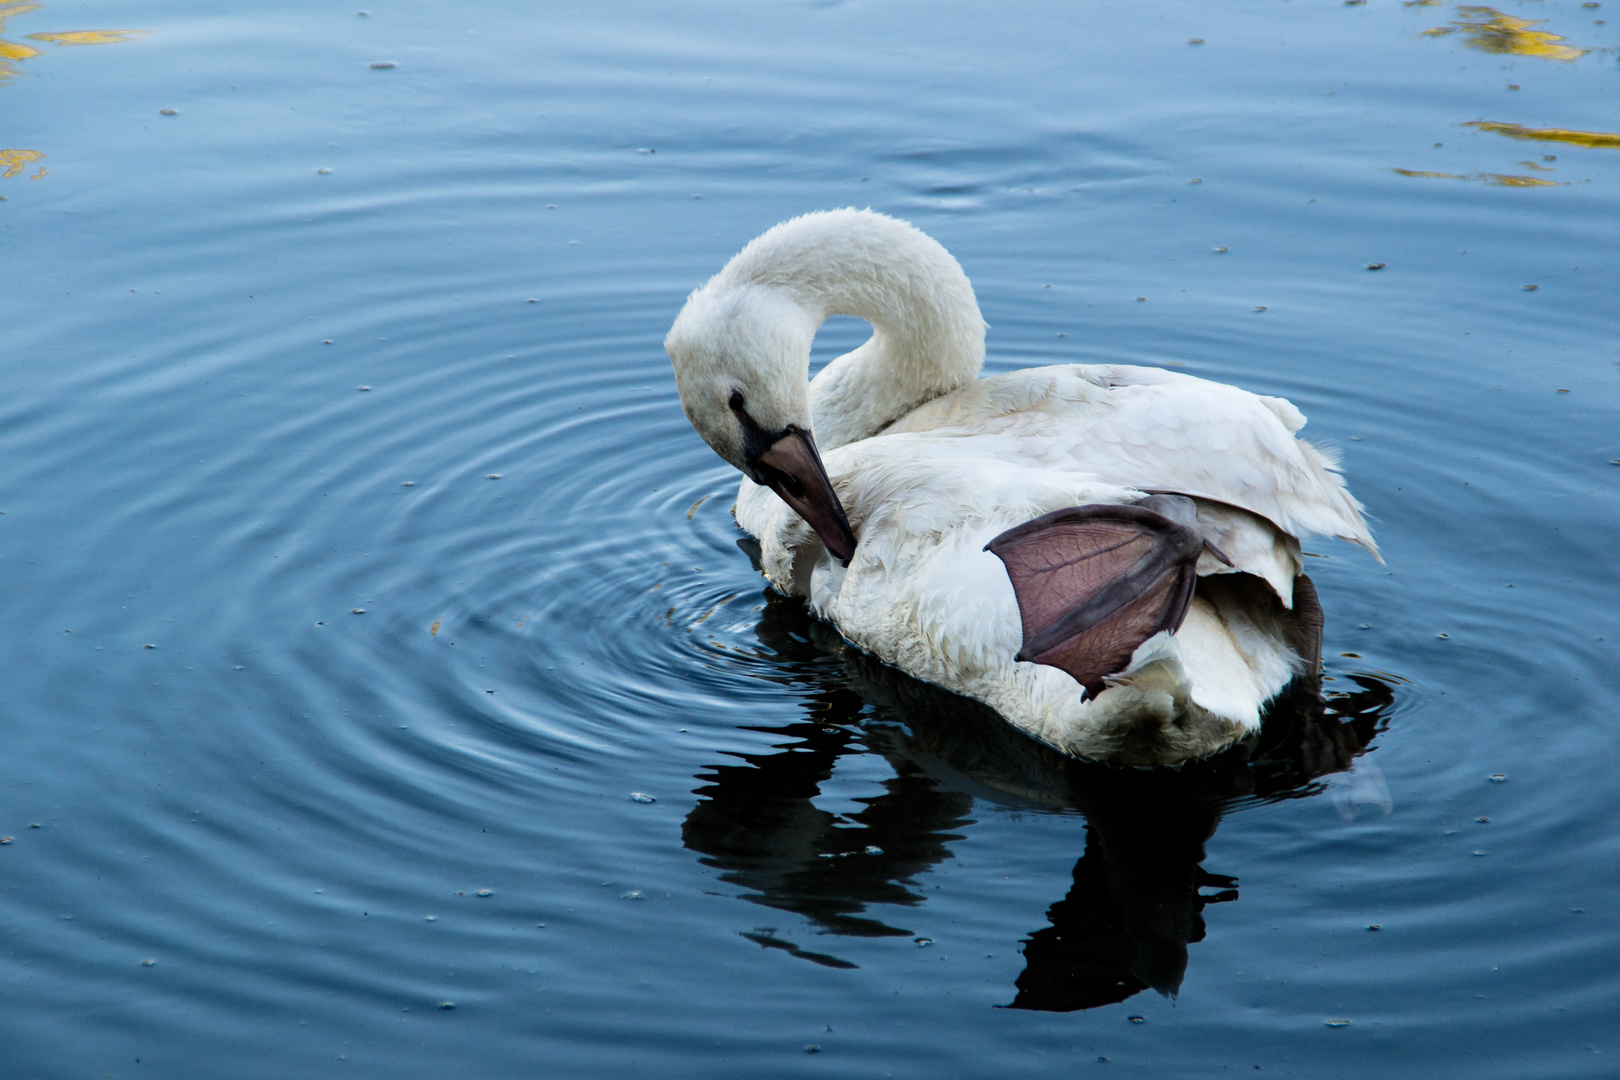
986;495;1224;698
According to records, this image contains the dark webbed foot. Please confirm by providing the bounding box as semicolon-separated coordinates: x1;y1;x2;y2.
986;495;1225;697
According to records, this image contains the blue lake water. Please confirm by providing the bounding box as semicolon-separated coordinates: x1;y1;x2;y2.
2;0;1618;1075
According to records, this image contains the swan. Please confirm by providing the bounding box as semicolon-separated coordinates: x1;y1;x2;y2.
665;208;1376;765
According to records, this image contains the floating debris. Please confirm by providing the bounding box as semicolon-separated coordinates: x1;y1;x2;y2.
357;385;371;391
1213;246;1228;253
1473;850;1487;856
424;915;436;921
1188;37;1204;45
628;792;656;804
438;1001;455;1009
1368;924;1382;931
0;837;10;844
914;937;933;948
1324;1019;1352;1028
804;1045;822;1054
1478;816;1491;823
621;890;643;900
370;60;396;69
1366;262;1386;270
403;481;416;487
1488;773;1508;782
141;959;156;966
1524;284;1539;291
864;845;883;855
475;889;492;897
1128;1015;1146;1024
487;473;501;479
1253;306;1267;311
316;167;331;174
159;108;177;116
351;608;365;614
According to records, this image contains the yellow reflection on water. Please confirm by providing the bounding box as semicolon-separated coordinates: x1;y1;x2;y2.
0;3;42;75
0;147;44;177
1;3;151;180
27;29;147;45
1393;166;1562;187
1;2;148;81
1465;121;1620;149
1423;6;1586;60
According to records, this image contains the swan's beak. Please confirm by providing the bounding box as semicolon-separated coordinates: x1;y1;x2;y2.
752;427;858;564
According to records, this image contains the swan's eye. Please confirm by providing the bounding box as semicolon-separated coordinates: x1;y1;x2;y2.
728;389;745;413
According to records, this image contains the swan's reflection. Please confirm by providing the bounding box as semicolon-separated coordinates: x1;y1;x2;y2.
683;579;1396;1010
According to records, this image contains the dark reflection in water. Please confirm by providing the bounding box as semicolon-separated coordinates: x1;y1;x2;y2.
684;573;1396;1011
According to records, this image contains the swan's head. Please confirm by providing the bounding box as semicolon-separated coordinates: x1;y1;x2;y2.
665;281;857;563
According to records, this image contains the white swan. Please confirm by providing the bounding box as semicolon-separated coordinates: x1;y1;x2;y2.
666;209;1376;764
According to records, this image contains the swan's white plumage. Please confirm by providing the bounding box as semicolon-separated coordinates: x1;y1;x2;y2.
672;209;1374;763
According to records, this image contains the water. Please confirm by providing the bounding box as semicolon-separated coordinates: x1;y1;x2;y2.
2;0;1617;1075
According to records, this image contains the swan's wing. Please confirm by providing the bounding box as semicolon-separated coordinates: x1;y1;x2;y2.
986;503;1204;697
886;364;1378;558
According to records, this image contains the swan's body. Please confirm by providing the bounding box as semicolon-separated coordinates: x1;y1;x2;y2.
667;209;1374;764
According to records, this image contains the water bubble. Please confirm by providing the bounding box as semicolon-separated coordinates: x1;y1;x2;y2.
628;792;656;804
621;890;643;900
370;60;396;69
424;916;436;921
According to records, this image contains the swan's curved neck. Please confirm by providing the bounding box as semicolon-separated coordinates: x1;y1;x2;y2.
719;211;986;449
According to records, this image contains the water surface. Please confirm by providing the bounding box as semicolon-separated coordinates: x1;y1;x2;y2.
2;0;1618;1075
